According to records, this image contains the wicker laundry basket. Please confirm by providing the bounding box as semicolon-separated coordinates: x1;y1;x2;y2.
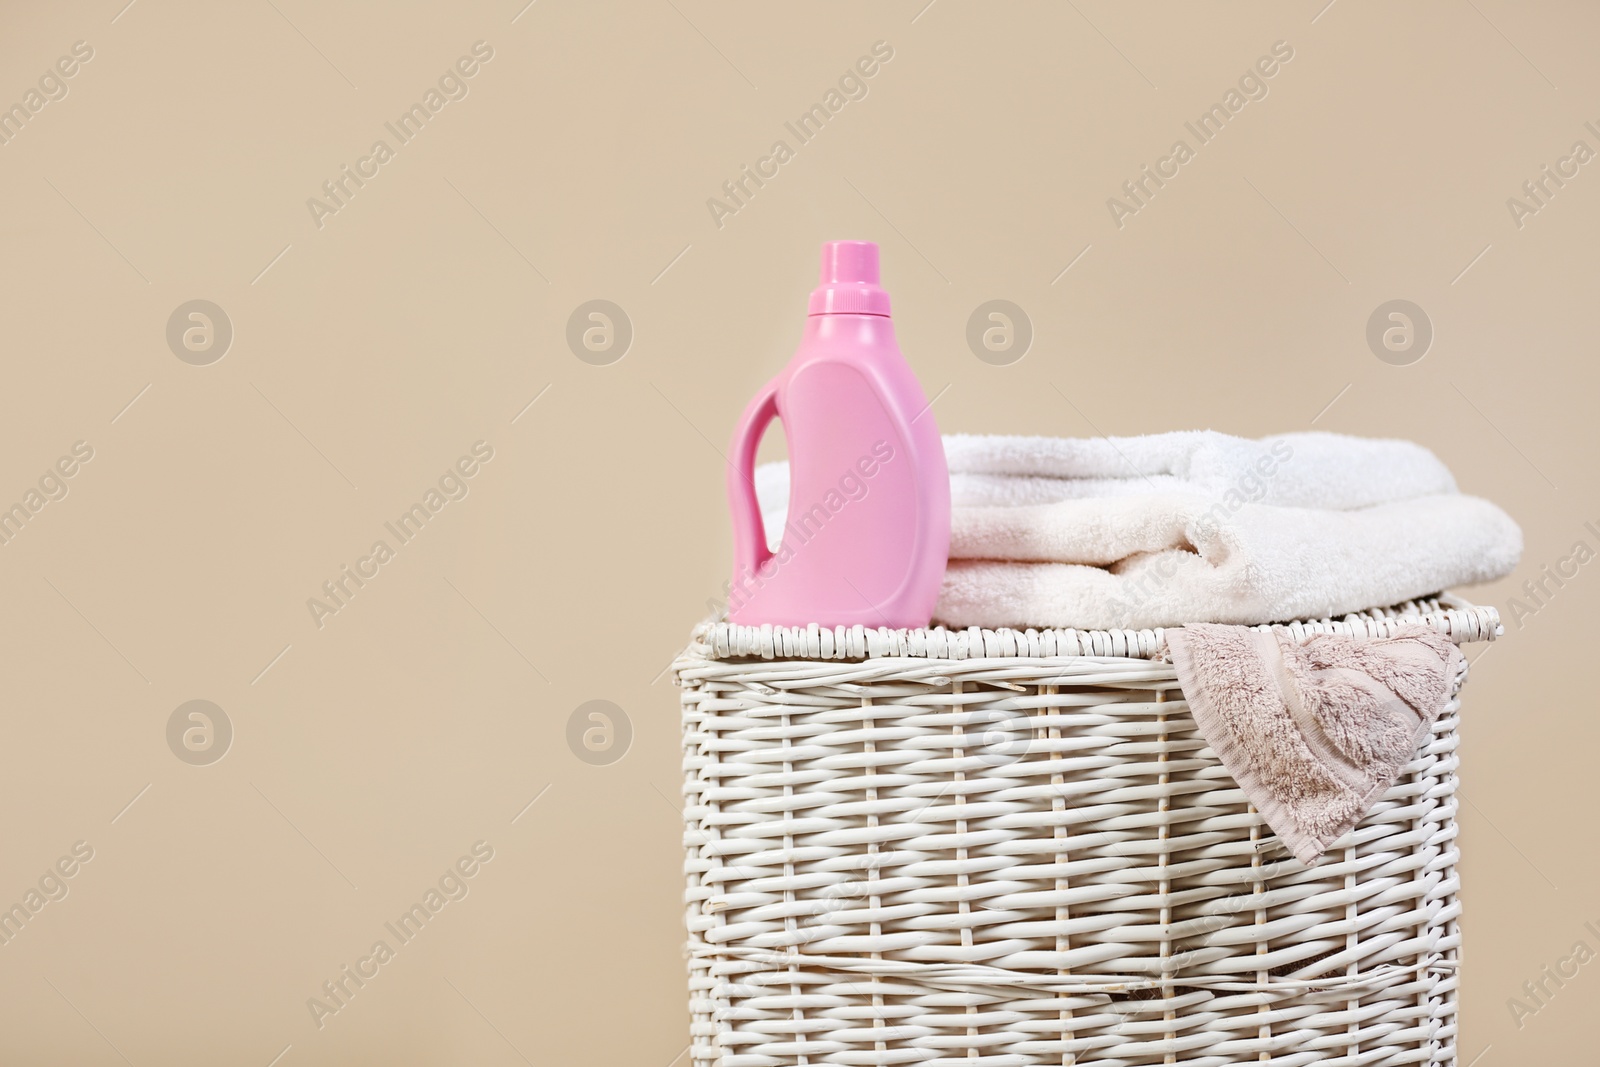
671;595;1500;1067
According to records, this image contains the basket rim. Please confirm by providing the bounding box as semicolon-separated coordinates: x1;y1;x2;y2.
685;592;1500;664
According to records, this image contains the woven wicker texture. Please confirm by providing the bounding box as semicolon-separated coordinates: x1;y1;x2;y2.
672;597;1497;1066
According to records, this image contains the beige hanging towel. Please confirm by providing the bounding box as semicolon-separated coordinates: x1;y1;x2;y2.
1165;623;1464;867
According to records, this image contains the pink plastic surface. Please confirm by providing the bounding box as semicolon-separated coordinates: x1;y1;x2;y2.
726;241;950;628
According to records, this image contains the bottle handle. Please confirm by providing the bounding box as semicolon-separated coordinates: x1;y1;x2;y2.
727;381;779;583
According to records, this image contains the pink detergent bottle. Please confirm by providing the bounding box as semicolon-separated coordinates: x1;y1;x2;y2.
726;240;950;629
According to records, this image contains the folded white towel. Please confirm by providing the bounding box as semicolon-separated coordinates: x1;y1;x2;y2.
942;493;1521;629
756;431;1459;521
753;430;1522;629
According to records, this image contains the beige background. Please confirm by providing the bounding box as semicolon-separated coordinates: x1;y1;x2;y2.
0;0;1593;1063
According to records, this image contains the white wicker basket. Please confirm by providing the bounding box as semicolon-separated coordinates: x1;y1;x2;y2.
672;595;1500;1067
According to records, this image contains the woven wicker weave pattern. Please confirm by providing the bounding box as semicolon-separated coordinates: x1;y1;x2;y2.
698;596;1502;662
673;598;1496;1066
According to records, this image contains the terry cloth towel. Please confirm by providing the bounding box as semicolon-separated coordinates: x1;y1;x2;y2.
754;430;1461;517
753;430;1522;630
940;492;1522;629
1164;623;1463;866
935;431;1460;510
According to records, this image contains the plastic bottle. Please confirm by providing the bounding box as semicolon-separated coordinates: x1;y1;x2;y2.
725;240;950;628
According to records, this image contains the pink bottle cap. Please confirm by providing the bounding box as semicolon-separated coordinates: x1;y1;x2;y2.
808;240;891;316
